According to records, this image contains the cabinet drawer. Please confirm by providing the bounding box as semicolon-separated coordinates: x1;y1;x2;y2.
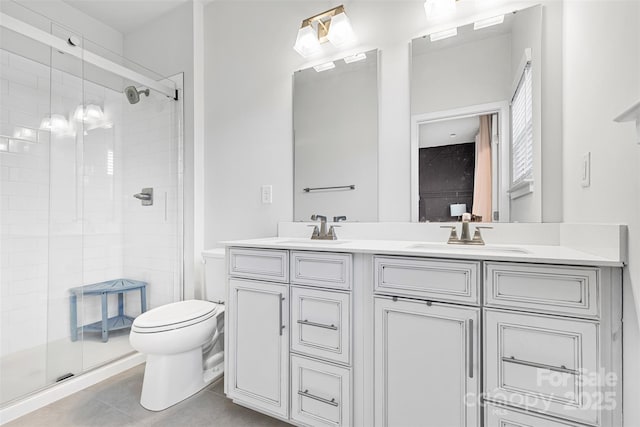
485;310;599;425
485;262;599;318
291;355;351;427
228;248;288;283
291;286;351;365
374;256;480;304
485;404;584;427
291;251;352;290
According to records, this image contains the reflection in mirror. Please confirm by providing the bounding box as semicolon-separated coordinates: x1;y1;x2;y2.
293;49;378;222
411;5;543;223
416;107;508;223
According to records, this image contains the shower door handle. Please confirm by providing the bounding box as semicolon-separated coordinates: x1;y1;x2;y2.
133;188;153;206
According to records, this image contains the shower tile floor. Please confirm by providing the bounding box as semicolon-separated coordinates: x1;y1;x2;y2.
5;364;288;427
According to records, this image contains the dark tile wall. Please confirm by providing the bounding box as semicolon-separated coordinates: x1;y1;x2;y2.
419;143;475;222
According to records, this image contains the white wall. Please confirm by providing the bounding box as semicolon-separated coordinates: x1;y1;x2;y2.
203;1;302;245
562;1;640;425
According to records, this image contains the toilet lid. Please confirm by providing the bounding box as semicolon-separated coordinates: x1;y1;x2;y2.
133;300;218;330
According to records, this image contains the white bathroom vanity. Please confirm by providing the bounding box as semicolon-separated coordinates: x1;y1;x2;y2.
223;222;624;427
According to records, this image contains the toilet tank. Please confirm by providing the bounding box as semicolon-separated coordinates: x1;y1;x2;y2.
202;248;226;304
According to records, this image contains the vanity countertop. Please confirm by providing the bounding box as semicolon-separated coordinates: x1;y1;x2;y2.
221;237;624;267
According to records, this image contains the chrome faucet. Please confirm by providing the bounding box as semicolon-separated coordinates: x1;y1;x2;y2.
441;216;492;245
309;214;339;240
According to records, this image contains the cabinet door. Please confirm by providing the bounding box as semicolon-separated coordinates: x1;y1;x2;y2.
374;297;480;427
227;279;289;418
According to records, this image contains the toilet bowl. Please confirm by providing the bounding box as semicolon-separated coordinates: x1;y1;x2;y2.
129;300;224;411
129;248;227;411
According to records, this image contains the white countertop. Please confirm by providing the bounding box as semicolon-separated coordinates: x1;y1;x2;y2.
221;237;624;267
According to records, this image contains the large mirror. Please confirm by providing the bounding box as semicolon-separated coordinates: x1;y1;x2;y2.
293;49;378;222
411;5;545;223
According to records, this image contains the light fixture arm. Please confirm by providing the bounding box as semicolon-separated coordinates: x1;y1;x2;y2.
301;4;345;28
300;4;345;42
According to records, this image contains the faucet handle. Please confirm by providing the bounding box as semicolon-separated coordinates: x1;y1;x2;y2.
307;225;320;238
333;216;347;222
328;225;340;240
471;226;493;244
311;214;327;222
440;225;459;244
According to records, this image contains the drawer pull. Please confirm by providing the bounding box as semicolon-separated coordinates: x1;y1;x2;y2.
468;319;474;379
279;294;284;336
502;356;580;376
298;389;339;407
297;319;338;330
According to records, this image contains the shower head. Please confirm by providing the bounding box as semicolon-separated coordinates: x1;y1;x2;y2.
124;86;150;104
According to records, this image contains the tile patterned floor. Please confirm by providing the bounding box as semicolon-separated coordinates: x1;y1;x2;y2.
5;365;289;427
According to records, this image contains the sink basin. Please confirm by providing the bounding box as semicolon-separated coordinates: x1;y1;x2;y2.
407;242;530;254
275;239;350;245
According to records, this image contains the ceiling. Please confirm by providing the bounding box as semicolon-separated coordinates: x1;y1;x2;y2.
419;116;480;148
62;0;189;34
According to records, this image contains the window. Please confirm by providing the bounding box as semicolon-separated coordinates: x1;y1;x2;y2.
510;62;533;186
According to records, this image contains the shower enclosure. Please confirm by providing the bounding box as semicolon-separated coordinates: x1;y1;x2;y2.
0;2;183;406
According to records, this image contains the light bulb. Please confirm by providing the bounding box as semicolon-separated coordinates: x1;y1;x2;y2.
424;0;456;20
293;25;322;58
327;12;356;47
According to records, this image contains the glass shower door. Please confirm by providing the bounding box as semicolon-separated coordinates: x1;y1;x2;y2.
0;10;86;401
1;1;183;405
44;23;86;384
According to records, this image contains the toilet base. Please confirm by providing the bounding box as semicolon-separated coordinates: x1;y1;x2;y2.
140;349;214;411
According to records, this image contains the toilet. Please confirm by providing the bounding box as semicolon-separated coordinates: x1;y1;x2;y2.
129;249;226;411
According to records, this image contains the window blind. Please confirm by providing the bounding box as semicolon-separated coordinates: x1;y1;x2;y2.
511;62;533;185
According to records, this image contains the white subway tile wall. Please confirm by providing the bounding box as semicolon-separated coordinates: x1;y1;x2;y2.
1;49;51;362
122;90;181;310
0;48;181;399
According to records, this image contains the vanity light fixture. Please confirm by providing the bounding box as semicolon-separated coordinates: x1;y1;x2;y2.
429;27;458;42
473;14;505;30
40;114;68;132
424;0;458;20
326;11;356;47
343;52;366;64
293;25;322;58
293;5;356;58
313;61;336;72
72;104;113;130
73;104;104;123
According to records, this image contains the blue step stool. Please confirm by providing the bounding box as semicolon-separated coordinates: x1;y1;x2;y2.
69;278;148;343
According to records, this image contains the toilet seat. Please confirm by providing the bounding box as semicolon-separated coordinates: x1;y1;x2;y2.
132;300;219;334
